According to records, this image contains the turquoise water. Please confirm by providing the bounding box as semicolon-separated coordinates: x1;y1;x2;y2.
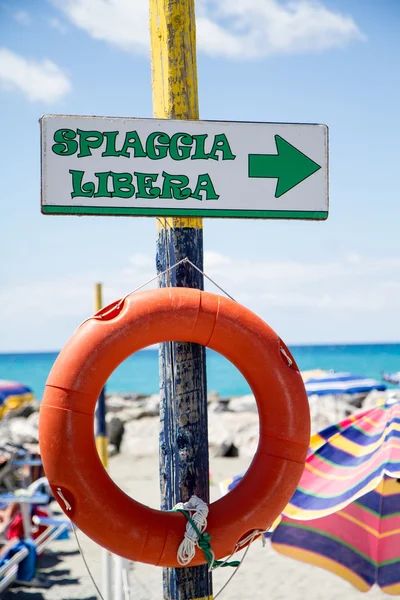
0;344;399;400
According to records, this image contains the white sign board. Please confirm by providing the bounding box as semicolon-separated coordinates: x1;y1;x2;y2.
40;114;328;220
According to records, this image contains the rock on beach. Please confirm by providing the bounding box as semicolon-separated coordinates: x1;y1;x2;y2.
1;387;396;458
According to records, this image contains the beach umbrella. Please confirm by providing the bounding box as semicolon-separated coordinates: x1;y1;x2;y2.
304;371;386;397
382;372;400;386
302;370;387;432
270;475;400;594
222;397;400;519
284;396;400;520
303;372;387;432
0;380;34;418
220;397;400;591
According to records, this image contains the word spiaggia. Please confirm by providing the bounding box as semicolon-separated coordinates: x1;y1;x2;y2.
52;128;237;201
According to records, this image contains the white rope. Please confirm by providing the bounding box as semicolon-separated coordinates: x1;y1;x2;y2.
76;257;237;332
115;258;236;307
174;495;209;566
185;259;237;302
54;488;106;600
280;346;293;367
213;528;264;572
213;529;267;599
56;487;72;511
71;522;106;600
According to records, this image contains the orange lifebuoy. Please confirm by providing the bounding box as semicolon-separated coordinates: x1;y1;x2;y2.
39;288;310;567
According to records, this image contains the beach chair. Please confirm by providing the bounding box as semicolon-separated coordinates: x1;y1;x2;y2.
0;538;36;593
27;451;45;484
0;442;43;493
0;481;70;592
7;442;45;490
0;447;22;492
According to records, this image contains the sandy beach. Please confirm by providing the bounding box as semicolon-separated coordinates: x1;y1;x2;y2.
3;448;388;600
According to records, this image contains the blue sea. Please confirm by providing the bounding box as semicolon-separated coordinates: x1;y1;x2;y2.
0;344;399;400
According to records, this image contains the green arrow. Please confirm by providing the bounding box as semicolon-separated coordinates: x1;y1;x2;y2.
248;135;321;198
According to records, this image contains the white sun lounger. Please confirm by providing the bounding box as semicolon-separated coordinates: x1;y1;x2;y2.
0;478;70;593
0;544;30;594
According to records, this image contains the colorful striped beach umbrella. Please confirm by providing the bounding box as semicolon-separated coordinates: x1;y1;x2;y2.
0;380;34;418
271;475;400;594
220;397;400;592
285;397;400;520
222;397;400;519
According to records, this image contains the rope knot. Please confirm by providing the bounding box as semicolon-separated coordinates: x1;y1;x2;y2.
173;496;243;573
173;495;209;567
198;532;211;551
171;497;266;599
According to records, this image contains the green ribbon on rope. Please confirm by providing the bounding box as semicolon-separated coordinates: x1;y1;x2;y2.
176;509;240;570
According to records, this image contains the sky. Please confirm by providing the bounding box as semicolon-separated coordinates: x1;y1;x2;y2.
1;0;400;352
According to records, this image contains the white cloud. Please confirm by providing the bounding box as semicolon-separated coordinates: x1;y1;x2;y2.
52;0;364;60
48;17;68;34
3;251;400;351
129;253;154;269
202;251;400;313
0;48;72;103
204;251;230;269
198;0;365;58
344;252;361;264
13;10;31;26
52;0;149;53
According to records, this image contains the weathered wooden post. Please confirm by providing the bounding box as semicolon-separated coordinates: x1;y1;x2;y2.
149;1;212;599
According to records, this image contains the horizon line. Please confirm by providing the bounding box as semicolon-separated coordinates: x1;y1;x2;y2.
1;340;400;355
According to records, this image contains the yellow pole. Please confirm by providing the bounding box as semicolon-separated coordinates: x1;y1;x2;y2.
94;283;108;468
150;2;211;599
94;282;103;315
150;0;199;120
94;283;112;600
